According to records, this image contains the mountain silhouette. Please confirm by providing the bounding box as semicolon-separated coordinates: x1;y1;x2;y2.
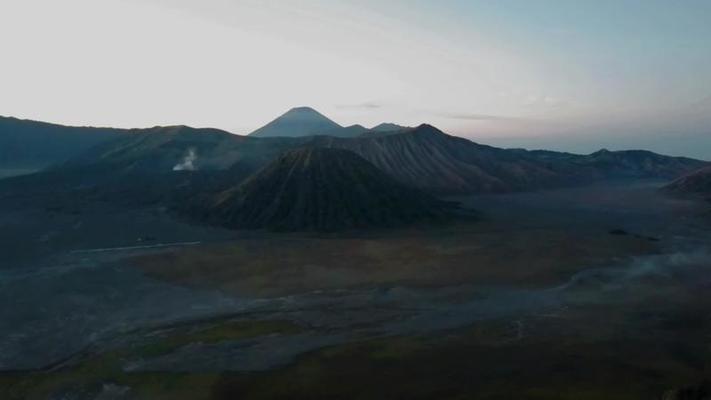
248;107;343;137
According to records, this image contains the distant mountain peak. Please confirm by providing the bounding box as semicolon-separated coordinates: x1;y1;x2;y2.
371;122;408;132
360;123;449;139
286;106;319;113
414;123;439;130
592;148;612;155
409;123;447;136
276;106;336;122
248;106;342;138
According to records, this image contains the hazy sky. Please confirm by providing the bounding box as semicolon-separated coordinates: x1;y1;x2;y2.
2;0;710;158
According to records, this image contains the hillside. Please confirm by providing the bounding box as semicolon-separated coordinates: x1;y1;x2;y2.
62;125;305;176
310;125;706;194
663;166;711;195
185;147;452;231
0;116;123;170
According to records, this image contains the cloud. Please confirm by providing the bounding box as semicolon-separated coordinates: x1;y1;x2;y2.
523;95;565;108
335;102;382;110
436;112;529;122
687;94;711;112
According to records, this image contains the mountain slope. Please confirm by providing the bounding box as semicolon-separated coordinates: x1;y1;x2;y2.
185;147;452;231
308;124;575;193
663;166;711;195
0;116;123;170
248;107;342;138
2;125;302;205
309;125;707;194
63;125;305;176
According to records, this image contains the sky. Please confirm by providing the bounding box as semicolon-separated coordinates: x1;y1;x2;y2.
2;0;710;158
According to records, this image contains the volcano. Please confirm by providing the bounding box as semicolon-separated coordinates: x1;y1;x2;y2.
189;147;453;231
248;107;343;138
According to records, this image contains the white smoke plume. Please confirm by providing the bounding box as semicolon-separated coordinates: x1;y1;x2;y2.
173;148;197;171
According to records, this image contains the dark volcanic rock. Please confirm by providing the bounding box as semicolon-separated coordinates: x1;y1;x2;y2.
188;147;453;231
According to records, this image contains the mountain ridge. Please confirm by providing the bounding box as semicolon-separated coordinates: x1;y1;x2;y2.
371;122;409;132
4;112;707;196
0;115;124;170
